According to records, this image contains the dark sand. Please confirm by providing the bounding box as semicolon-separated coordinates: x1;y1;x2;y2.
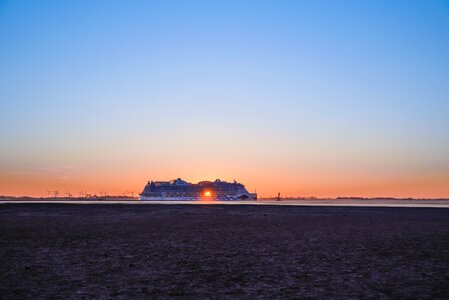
1;204;449;299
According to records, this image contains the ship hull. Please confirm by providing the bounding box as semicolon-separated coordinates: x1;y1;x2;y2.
139;196;196;201
139;195;256;201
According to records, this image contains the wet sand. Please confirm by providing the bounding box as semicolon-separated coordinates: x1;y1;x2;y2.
1;204;449;298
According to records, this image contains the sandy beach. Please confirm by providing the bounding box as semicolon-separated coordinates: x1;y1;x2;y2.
1;204;449;298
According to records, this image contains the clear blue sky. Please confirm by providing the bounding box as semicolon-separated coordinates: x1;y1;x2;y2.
1;0;448;197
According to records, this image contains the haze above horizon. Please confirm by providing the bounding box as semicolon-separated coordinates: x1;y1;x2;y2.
1;0;449;198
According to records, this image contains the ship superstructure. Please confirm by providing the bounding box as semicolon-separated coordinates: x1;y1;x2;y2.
139;178;257;200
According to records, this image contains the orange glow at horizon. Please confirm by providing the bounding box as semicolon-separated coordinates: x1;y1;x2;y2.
1;159;449;199
1;169;449;199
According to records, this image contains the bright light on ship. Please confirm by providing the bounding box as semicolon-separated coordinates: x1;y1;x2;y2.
204;191;212;197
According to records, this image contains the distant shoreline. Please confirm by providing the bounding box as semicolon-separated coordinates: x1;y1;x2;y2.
1;196;448;201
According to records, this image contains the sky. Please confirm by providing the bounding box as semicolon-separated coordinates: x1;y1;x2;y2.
1;0;449;198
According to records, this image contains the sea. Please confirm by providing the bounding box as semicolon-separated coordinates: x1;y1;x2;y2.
1;198;449;208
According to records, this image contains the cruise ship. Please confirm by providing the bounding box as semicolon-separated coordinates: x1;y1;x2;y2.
139;178;257;200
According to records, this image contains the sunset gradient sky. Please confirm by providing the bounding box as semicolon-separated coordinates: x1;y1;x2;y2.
1;0;449;198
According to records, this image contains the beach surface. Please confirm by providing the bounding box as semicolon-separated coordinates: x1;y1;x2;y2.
1;204;449;298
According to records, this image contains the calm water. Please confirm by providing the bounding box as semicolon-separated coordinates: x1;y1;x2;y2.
1;199;449;208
